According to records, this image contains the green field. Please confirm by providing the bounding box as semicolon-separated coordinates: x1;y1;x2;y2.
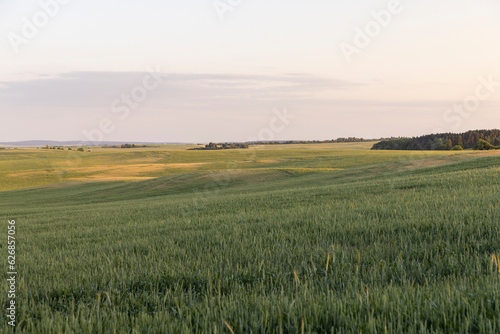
1;144;499;333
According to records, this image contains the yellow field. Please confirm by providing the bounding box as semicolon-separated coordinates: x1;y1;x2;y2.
0;143;494;192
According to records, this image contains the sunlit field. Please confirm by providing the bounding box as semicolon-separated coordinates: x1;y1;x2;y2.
1;144;499;333
0;143;478;192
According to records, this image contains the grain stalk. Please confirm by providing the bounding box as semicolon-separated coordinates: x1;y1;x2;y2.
222;319;235;334
491;254;500;275
325;252;330;277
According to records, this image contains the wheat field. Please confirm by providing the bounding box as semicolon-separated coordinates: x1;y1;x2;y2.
1;144;499;333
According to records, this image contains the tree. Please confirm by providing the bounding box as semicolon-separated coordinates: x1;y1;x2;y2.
473;139;494;150
444;139;453;150
430;138;445;150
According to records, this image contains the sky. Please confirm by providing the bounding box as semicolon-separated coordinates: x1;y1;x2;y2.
1;0;500;143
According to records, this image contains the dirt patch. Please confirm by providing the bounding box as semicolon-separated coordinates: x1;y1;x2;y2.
7;163;208;181
8;170;52;177
121;157;165;164
470;150;500;157
68;163;208;180
68;176;155;182
258;160;283;164
61;164;166;175
164;163;208;168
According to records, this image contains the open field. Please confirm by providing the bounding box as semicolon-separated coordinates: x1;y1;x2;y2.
1;144;499;333
0;143;484;192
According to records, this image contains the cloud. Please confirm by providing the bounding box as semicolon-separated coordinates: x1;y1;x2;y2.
0;71;359;109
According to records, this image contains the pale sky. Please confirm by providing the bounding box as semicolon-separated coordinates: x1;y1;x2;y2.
1;0;500;142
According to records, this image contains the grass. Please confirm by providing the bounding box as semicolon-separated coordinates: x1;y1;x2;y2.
0;144;499;333
0;143;476;192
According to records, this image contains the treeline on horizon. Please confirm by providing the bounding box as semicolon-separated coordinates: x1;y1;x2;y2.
102;144;148;149
189;142;250;150
372;130;500;151
248;137;376;145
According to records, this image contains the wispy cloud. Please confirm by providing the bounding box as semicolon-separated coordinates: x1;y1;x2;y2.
0;72;359;109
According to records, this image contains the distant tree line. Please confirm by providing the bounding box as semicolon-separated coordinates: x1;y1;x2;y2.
42;145;70;150
102;144;147;149
248;137;376;145
189;142;249;150
372;130;500;151
40;145;89;151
